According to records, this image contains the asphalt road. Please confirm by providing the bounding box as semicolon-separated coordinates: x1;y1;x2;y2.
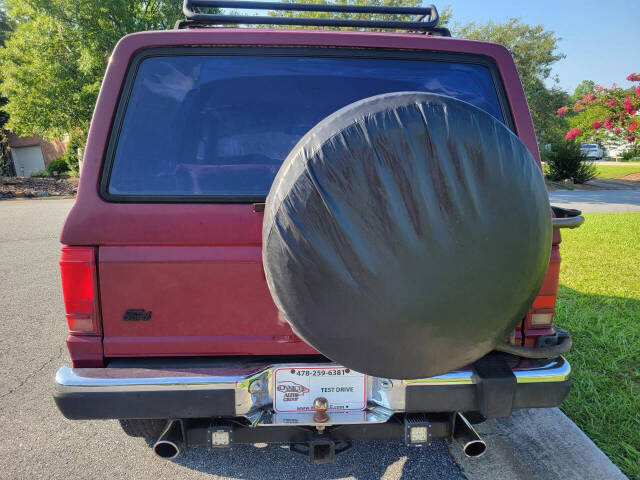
0;198;465;480
549;189;640;212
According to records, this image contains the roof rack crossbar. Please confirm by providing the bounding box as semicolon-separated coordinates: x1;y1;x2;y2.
183;0;441;31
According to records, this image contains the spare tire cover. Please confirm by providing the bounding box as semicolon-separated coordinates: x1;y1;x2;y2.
263;92;551;379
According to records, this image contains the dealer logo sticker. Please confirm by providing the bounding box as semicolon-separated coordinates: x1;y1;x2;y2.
273;366;366;413
277;381;310;402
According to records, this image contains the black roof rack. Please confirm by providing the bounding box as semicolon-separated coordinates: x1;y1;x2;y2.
179;0;449;35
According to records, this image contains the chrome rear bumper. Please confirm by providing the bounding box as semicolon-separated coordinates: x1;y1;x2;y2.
54;356;571;423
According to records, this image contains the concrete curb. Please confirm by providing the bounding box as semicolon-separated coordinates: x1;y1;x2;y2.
0;195;76;202
586;178;640;190
448;408;628;480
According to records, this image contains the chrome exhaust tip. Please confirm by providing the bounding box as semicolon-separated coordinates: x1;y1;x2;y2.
454;413;487;458
152;420;182;459
461;438;487;458
153;439;180;459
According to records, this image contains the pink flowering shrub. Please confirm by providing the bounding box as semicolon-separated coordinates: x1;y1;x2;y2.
557;73;640;144
624;97;636;115
565;128;582;140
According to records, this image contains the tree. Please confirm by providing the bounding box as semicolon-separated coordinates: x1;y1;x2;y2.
0;3;14;175
453;19;566;146
266;0;452;30
558;74;640;145
526;78;572;146
0;5;12;44
1;1;567;153
0;1;184;141
572;79;595;101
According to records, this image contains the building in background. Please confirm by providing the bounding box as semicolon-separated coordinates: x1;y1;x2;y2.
3;132;66;176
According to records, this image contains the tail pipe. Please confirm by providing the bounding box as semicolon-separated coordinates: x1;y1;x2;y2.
453;413;487;458
153;420;183;459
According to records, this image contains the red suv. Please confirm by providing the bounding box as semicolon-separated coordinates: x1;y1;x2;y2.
54;1;582;464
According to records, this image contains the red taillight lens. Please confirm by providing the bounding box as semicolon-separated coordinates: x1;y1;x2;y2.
59;246;99;334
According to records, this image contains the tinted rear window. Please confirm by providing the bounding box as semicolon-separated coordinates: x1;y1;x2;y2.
106;54;506;199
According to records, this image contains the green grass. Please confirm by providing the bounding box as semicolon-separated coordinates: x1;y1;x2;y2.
596;164;640;179
542;162;640;180
555;213;640;479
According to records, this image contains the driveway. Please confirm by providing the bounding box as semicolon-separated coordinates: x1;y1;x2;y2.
0;198;628;480
0;199;464;480
549;189;640;213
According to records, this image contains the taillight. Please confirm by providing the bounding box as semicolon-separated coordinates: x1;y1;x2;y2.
522;241;562;346
529;311;554;327
59;246;100;335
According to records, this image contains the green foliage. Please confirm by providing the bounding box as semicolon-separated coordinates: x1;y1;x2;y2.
454;18;566;146
543;141;597;183
0;5;11;175
0;0;183;141
560;78;639;145
0;5;12;45
265;0;451;32
0;138;10;175
455;19;563;85
59;135;83;175
0;86;7;127
30;169;48;177
0;1;570;156
527;78;572;146
571;79;595;101
45;155;69;174
0;14;93;139
0;92;9;171
621;145;640;162
556;213;640;479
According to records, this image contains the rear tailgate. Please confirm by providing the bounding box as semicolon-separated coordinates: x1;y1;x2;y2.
99;241;316;356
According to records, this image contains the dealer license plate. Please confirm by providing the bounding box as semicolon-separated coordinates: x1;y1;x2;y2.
273;365;367;413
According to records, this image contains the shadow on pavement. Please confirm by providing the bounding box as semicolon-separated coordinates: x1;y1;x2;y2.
168;439;464;479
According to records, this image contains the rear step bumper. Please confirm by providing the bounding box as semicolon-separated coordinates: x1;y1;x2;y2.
54;355;571;421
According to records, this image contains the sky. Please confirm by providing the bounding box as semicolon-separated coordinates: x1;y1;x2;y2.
443;0;639;93
231;0;640;94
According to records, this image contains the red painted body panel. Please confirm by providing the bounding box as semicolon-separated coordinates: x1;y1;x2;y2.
66;335;104;367
60;29;544;362
99;245;315;356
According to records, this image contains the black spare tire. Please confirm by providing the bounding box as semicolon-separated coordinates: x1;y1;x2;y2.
263;92;551;379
